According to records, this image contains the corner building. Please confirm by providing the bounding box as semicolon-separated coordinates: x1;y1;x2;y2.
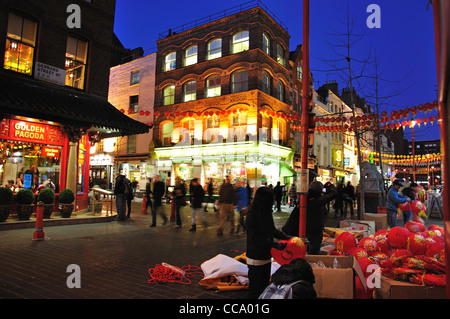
153;5;301;191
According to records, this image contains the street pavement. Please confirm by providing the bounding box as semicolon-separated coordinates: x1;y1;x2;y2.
0;199;443;302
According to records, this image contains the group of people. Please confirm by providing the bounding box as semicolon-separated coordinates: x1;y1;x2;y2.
386;179;419;228
332;181;356;217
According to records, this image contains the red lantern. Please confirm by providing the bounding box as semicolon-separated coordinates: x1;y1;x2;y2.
335;232;357;254
387;227;410;249
423;117;429;124
381;111;387;117
120;109;125;113
410;201;425;214
139;110;144;116
145;111;150;116
358;237;378;256
128;109;133;114
164;111;171;117
154;111;160;117
188;111;193;117
397;202;411;212
406;233;427;255
347;247;368;259
271;237;306;265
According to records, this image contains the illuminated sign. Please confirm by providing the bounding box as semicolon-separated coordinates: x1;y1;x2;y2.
335;150;343;162
42;147;60;157
335;170;346;177
0;119;65;146
13;121;46;141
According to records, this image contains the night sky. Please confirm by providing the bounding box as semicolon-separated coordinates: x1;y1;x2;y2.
113;0;440;142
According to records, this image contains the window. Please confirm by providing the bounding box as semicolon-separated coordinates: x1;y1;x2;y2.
273;119;285;142
162;122;174;146
4;13;37;75
206;75;221;98
277;80;285;102
127;135;136;154
164;52;176;71
232;30;249;54
231;69;248;93
276;44;284;66
182;119;195;141
231;112;247;127
183;81;196;102
297;64;303;80
261;115;271;142
130;70;140;85
184;45;198;67
65;36;88;89
262;71;271;94
262;33;270;55
129;95;139;113
163;85;175;105
207;38;222;60
206;115;220;129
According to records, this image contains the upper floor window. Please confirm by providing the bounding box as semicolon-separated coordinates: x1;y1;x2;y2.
130;70;140;85
276;44;285;66
297;64;303;80
262;33;270;55
163;85;175;105
206;75;221;98
277;80;285;102
162;122;174;146
207;38;222;60
231;69;248;93
127;135;136;154
232;30;249;54
262;71;271;94
65;36;88;89
184;45;197;67
164;52;176;72
4;13;37;75
183;81;197;102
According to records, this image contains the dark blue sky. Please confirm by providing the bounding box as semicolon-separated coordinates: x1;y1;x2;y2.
113;0;439;142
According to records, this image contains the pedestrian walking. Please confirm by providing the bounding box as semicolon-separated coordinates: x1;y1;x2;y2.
334;183;344;217
282;181;337;255
386;179;410;227
288;183;297;207
217;175;235;235
145;178;153;215
150;175;168;227
189;178;205;231
344;181;355;216
126;177;134;218
113;170;128;221
235;180;248;234
173;176;187;228
273;181;283;212
246;186;291;299
204;178;217;212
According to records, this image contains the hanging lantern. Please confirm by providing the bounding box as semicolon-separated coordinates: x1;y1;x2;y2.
423;117;429;125
381;110;387;117
430;116;436;124
181;112;186;117
164;111;171;117
139;110;144;116
188;111;193;117
145;111;150;116
175;111;180;117
197;111;202;116
154;111;160;117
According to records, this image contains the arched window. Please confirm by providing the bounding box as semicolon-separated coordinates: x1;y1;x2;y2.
206;114;220;129
164;51;176;71
277;80;285;102
276;44;284;66
232;30;249;54
262;71;271;94
231;69;248;93
272;118;285;142
183;81;196;102
184;45;197;67
205;75;221;98
262;32;270;55
163;85;175;105
161;122;174;146
207;38;222;60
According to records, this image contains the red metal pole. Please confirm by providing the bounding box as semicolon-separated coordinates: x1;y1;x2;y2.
33;202;45;241
431;0;449;298
141;195;148;214
299;0;310;238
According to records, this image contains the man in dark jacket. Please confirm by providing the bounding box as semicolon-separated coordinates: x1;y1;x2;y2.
273;181;283;212
113;171;128;221
150;175;168;227
282;181;337;255
189;178;205;231
217;175;235;235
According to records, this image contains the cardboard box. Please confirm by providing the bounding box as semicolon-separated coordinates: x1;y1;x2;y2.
306;255;366;299
364;213;388;231
375;275;446;299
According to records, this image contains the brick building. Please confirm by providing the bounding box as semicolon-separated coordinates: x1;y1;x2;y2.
0;0;148;214
152;3;304;190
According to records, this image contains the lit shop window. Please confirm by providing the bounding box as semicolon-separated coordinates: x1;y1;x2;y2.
65;36;88;89
206;75;221;98
183;81;197;102
164;52;176;72
231;69;248;93
163;85;175;105
184;45;198;67
207;38;222;60
232;31;249;54
4;13;37;75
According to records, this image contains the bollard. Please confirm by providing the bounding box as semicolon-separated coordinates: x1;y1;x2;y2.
141;196;148;215
33;201;45;241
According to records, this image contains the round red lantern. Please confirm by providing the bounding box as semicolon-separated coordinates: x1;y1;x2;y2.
425;240;443;257
335;231;357;254
347;247;368;259
406;233;427;255
405;220;424;233
397;202;411;212
154;111;160;117
387;227;410;249
145;111;150;116
164;111;171;117
381;111;387;117
139;110;144;116
271;237;306;265
410;201;425;214
358;237;378;256
389;249;413;267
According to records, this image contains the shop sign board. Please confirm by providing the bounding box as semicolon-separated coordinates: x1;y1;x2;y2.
1;119;65;146
34;62;66;86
